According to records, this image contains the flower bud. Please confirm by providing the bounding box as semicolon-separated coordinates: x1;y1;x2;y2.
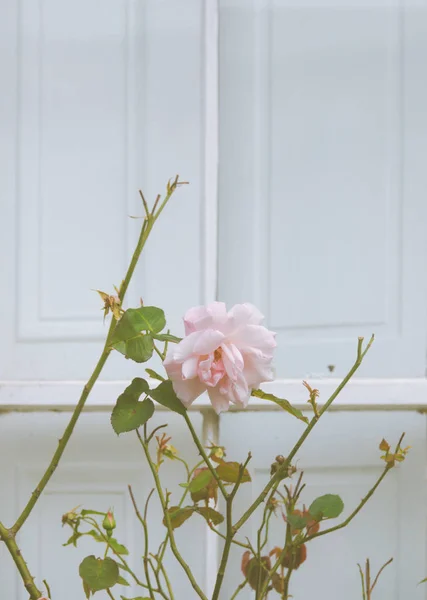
102;510;116;535
61;506;79;526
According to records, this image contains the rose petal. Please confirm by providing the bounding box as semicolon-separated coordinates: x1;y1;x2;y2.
231;324;276;353
193;329;225;355
184;305;212;335
182;355;199;379
171;331;204;361
207;386;230;414
228;303;265;328
172;378;206;407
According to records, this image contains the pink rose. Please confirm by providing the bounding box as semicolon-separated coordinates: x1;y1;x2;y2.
163;302;276;413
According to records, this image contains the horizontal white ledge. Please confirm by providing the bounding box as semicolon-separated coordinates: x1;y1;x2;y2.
0;379;427;412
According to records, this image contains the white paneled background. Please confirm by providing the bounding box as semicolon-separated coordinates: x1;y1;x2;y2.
1;0;427;599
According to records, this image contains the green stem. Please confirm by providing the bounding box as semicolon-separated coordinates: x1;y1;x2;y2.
128;486;156;599
0;522;41;599
0;180;181;599
12;348;111;535
304;466;391;543
233;336;374;534
211;455;251;600
230;579;248;600
148;558;170;600
11;184;180;536
155;557;175;600
183;412;228;499
136;430;208;600
283;568;293;600
106;589;116;600
211;497;233;600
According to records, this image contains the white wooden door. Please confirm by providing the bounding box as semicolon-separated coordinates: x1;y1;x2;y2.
0;0;218;597
217;0;427;598
1;0;427;598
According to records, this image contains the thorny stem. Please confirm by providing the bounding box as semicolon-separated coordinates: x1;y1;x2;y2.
305;464;396;543
183;412;228;499
233;336;374;535
136;429;208;600
128;486;156;599
283;568;293;599
0;522;41;598
230;578;248;599
0;179;183;599
211;454;252;600
148;558;170;600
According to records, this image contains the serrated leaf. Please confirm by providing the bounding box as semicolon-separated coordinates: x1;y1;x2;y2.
216;461;251;484
251;389;309;424
195;506;224;526
188;469;214;493
117;575;130;586
309;494;344;520
163;506;195;529
79;556;119;592
149;380;187;415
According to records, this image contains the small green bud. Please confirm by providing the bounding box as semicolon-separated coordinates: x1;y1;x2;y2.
102;510;116;535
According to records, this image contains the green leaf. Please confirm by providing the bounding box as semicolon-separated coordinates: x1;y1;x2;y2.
113;334;154;363
127;335;154;363
153;333;182;343
112;307;166;343
81;510;107;517
163;506;195;529
82;530;129;555
117;575;130;586
83;580;91;599
287;513;308;531
145;368;166;382
79;556;119;592
195;506;224;526
107;538;129;556
149;380;187;416
188;469;214;493
309;494;344;520
251;389;309;424
63;531;83;547
111;378;154;435
216;461;251;484
419;578;427;585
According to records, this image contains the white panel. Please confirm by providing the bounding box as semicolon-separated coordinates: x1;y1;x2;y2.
17;0;141;340
0;411;208;599
218;0;427;377
219;410;427;598
0;0;215;379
